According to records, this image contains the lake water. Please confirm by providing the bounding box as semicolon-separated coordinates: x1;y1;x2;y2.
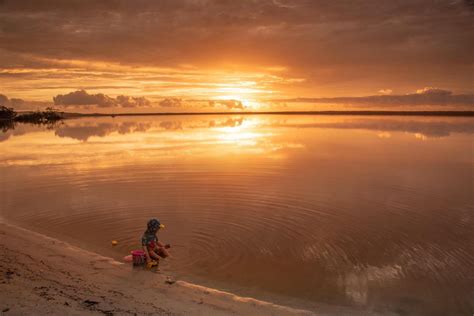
1;115;473;315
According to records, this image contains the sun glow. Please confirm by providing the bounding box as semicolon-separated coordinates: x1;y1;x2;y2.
215;119;264;145
210;84;271;109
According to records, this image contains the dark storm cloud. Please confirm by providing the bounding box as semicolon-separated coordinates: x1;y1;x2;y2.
274;89;474;107
53;90;151;108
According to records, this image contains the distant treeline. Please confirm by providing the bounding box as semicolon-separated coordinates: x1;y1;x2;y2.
0;106;63;124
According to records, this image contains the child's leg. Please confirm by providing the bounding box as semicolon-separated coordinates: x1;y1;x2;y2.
148;249;162;261
155;246;169;258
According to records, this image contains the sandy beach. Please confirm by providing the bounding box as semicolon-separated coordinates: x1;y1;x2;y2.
0;220;319;316
0;220;373;316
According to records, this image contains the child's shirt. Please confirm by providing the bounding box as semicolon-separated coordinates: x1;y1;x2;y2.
141;231;158;249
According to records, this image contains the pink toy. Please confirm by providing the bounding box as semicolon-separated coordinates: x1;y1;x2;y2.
131;250;146;266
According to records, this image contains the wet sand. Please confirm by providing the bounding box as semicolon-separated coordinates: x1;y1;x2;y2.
0;220;380;316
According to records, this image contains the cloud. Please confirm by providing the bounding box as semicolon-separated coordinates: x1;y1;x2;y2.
273;88;474;107
159;98;182;107
0;93;30;110
9;97;25;107
116;95;151;108
53;90;151;108
415;87;450;95
0;94;8;105
464;0;474;9
378;89;393;95
2;0;472;100
208;100;245;110
53;90;114;107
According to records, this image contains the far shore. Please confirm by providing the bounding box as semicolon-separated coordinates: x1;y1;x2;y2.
60;110;474;118
2;110;473;126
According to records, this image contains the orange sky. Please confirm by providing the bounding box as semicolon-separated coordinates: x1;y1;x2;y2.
0;0;473;112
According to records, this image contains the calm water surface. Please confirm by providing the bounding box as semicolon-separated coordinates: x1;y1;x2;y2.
1;115;473;315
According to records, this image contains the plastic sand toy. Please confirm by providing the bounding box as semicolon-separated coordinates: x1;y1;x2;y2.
131;250;146;266
146;260;159;269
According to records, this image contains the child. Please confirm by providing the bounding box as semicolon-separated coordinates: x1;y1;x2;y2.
142;218;170;263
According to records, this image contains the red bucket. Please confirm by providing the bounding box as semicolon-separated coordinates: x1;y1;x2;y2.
131;250;146;266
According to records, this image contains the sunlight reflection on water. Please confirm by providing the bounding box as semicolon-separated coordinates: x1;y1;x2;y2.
1;115;473;314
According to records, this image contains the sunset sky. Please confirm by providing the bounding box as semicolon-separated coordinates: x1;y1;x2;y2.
0;0;473;112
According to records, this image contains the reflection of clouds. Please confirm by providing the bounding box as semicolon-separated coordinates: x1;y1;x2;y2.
209;117;244;128
277;118;474;138
1;116;303;167
3;116;473;145
54;117;246;141
0;132;11;142
338;265;402;305
2;117;248;142
0;120;15;141
55;123;114;141
0;123;37;142
397;244;472;282
302;240;405;305
55;121;153;141
159;120;182;130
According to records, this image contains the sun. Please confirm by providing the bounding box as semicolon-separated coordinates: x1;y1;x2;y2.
213;91;261;110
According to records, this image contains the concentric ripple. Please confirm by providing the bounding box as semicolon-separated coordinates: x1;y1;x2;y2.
1;115;473;314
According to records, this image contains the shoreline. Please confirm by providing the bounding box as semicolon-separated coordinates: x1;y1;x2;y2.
0;219;381;315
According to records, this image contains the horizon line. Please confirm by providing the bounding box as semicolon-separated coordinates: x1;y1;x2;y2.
61;110;474;118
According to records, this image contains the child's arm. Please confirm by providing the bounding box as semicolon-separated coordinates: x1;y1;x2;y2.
157;241;171;249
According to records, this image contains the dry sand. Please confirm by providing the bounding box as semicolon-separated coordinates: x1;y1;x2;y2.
0;220;380;315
